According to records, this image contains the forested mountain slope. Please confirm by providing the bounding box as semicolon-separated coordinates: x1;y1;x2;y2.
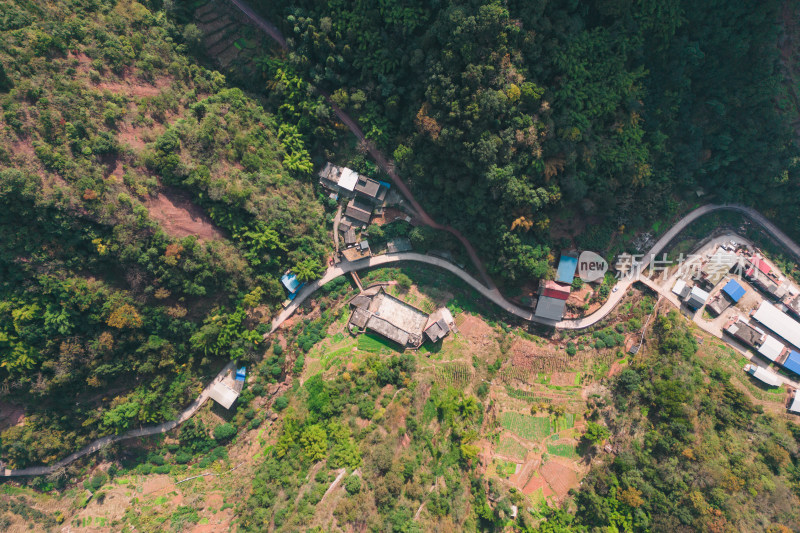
0;0;329;467
252;0;800;281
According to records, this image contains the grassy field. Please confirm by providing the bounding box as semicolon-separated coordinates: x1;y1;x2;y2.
500;412;552;441
357;333;403;354
496;436;529;461
547;443;578;459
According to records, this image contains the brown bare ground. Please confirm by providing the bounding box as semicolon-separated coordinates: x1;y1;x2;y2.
0;402;24;431
549;372;577;387
143;189;224;241
540;459;579;500
96;75;172;98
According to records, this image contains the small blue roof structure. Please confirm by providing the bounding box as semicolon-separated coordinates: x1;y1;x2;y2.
783;350;800;376
556;255;578;284
378;180;392;189
281;272;301;293
235;367;246;382
722;279;745;303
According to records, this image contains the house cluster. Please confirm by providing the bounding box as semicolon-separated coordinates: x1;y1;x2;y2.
319;163;389;228
723;300;800;403
348;287;454;349
534;254;579;321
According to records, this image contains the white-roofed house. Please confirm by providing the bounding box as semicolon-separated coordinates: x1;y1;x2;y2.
751;301;800;352
744;364;782;388
757;335;787;362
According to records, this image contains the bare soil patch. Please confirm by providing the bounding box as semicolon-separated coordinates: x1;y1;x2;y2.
143;189;224;241
549;372;577;387
458;315;496;344
0;402;25;431
540;460;579;500
96;75;172;98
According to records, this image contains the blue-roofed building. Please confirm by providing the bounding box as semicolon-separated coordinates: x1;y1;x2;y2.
235;367;246;382
281;272;302;294
782;350;800;376
556;255;578;284
722;279;746;303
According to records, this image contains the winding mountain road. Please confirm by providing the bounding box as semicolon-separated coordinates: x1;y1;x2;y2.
4;1;800;478
227;0;498;289
0;362;236;478
273;204;800;333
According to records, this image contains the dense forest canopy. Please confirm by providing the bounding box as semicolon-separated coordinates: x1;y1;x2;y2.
253;0;800;280
0;0;331;467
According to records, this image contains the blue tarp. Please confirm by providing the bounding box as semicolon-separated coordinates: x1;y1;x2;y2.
281;272;301;293
722;279;746;302
378;180;392;189
235;367;246;382
783;350;800;376
556;255;578;284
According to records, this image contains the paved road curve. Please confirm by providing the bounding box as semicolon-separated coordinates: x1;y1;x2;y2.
274;204;800;332
227;0;498;290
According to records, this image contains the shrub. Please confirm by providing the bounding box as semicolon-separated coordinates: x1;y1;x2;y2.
84;472;107;492
344;475;361;495
213;423;236;442
566;342;577;356
274;396;289;411
174;451;192;464
594;339;606;350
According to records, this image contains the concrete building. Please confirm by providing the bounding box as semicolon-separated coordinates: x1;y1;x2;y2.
534;280;571;321
751;301;800;352
348;288;431;348
672;279;690;298
723;317;766;349
685;286;709;310
699;249;741;289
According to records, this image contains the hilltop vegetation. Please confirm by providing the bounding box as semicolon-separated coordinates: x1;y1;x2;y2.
253;0;800;278
0;0;330;467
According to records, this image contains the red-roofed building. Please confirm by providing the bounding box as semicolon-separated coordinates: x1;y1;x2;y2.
542;280;571;300
750;254;772;276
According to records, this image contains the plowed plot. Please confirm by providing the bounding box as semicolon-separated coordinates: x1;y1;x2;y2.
144;190;224;241
550;372;577;387
540;460;579;500
510;339;571;373
523;472;553;499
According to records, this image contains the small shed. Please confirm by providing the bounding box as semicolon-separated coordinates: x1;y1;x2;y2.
783;350;800;376
209;382;240;409
789;392;800;414
556;255;578;284
744;364;782;387
281;272;301;294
